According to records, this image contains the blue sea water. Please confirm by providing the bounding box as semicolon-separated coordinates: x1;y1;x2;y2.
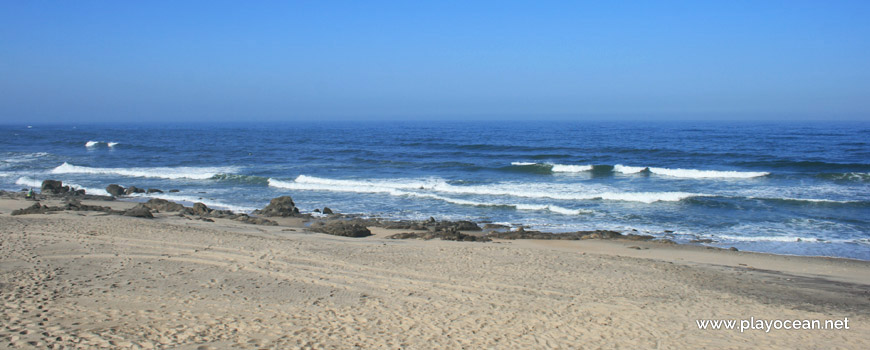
2;121;868;260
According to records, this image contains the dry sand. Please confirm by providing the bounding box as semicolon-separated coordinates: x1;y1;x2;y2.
0;197;868;349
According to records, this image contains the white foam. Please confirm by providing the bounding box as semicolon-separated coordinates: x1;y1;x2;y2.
510;162;593;173
126;192;257;213
50;162;240;180
85;141;100;147
271;175;702;204
715;234;840;243
107;142;119;147
15;176;43;188
551;164;593;173
514;204;591;215
648;167;769;179
613;164;647;174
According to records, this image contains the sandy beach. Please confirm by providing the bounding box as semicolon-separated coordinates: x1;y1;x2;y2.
1;195;868;349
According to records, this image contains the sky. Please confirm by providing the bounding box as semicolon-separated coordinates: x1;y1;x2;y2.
1;1;869;123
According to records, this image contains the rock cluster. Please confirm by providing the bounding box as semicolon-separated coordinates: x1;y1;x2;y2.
487;228;655;241
308;220;372;237
387;228;490;242
380;218;481;232
253;196;300;217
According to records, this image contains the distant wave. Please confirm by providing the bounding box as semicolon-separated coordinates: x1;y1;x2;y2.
270;175;704;204
613;164;769;178
85;141;119;148
509;162;593;173
818;172;870;183
50;162;240;180
510;162;769;178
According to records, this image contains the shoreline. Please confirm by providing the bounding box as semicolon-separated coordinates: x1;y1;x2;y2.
2;191;869;348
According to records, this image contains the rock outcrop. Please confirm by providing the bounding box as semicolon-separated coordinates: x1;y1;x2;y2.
123;204;153;218
309;220;372;237
143;198;186;212
254;196;300;217
41;180;70;195
106;184;125;197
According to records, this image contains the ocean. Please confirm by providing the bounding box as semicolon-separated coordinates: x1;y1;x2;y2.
2;121;868;260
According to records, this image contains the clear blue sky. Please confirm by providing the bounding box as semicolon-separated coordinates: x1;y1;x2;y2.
1;1;868;122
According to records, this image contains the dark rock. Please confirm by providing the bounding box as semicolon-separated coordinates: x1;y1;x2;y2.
656;239;677;244
123;204;153;218
380;219;481;232
487;230;625;240
729;247;739;251
41;180;70;195
322;207;333;215
169;189;180;193
313;208;321;213
230;214;278;226
146;188;163;194
483;223;510;230
125;186;145;195
12;203;49;215
105;184;126;197
623;234;655;241
254;196;300;217
309;220;372;237
63;198;112;212
192;202;211;216
388;228;491;242
143;198;186;212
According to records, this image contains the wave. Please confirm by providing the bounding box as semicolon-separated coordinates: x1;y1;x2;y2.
647;167;768;179
209;173;270;185
269;178;591;215
15;176;43;188
50;162;241;180
270;175;704;204
84;141;119;148
509;162;593;173
14;176;109;196
510;162;768;178
818;172;870;183
613;164;647;174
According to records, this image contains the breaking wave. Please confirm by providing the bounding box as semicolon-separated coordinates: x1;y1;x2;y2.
50;162;241;180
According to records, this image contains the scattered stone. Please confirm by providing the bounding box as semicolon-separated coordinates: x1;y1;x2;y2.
123;204;154;218
143;198;186;212
253;196;300;217
483;223;510;230
388;228;490;242
322;207;334;215
146;188;163;194
12;203;50;215
105;184;126;197
192;202;212;216
309;220;372;237
656;239;677;244
729;247;739;251
313;208;321;213
169;189;180;192
125;186;145;195
487;229;639;240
